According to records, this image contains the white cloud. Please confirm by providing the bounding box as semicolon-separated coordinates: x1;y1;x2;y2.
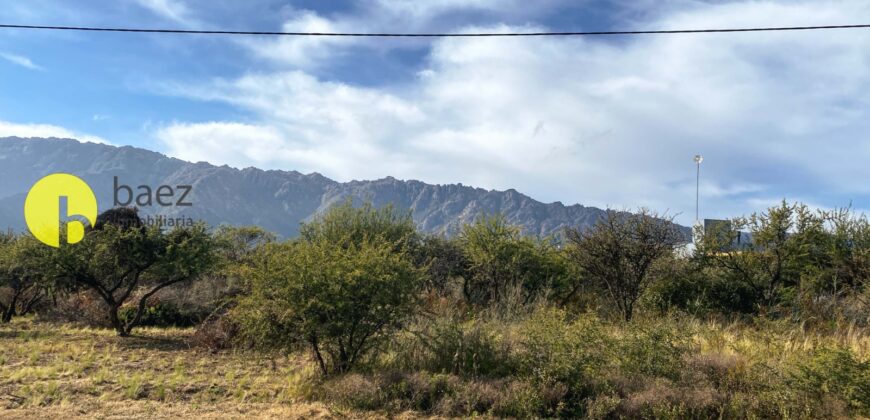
156;122;287;167
372;0;540;20
159;72;426;176
133;0;191;24
368;0;592;29
157;0;870;224
245;11;358;69
0;52;44;71
242;1;576;69
0;121;111;145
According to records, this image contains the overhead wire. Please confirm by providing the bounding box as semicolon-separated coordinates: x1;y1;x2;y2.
1;23;869;37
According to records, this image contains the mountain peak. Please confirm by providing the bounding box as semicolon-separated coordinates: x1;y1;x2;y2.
0;137;619;238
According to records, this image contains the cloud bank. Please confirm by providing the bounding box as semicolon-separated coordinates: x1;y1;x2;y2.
148;0;870;223
0;121;111;145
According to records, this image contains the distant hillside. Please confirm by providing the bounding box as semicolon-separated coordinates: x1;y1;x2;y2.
0;137;676;239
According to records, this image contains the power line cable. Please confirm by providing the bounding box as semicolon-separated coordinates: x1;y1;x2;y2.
1;23;870;37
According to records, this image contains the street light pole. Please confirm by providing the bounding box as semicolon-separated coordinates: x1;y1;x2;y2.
694;154;703;223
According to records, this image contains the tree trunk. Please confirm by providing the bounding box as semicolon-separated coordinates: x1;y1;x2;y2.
310;334;328;376
623;300;634;322
19;292;41;317
108;304;128;337
123;295;153;336
2;291;20;323
1;307;13;323
337;344;350;374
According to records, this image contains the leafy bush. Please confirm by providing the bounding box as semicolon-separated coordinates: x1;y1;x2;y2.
414;235;469;295
0;233;51;322
237;238;421;375
299;199;417;252
391;313;516;378
618;317;696;380
515;308;611;416
792;345;870;415
315;371;549;418
699;202;824;312
517;308;610;385
650;260;761;316
459;215;575;306
236;202;423;375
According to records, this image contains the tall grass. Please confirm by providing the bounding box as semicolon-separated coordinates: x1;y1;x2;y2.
309;302;870;418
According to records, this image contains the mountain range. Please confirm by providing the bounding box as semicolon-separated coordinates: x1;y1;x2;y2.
0;137;658;239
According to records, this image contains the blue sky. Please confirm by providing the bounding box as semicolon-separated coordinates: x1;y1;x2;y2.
1;0;869;224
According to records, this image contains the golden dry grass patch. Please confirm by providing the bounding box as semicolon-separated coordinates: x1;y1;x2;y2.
0;318;436;419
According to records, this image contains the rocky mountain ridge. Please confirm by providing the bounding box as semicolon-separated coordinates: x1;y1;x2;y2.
0;137;647;238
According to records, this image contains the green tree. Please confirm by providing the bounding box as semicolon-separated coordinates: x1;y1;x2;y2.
213;225;276;264
459;215;574;306
819;207;870;305
0;232;52;322
648;255;760;315
212;225;276;291
50;210;217;336
238;202;422;375
300;199;417;251
566;209;684;321
699;201;823;312
241;238;421;375
414;235;469;295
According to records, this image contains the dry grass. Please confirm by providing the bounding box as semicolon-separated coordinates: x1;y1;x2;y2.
0;318;429;419
4;315;870;418
2;401;336;419
689;316;870;362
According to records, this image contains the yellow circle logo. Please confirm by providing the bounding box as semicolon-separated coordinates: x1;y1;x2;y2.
24;174;98;247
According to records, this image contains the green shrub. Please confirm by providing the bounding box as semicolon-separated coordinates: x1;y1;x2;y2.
426;320;512;377
516;308;611;416
317;372;547;418
459;215;575;306
413;235;469;295
490;380;546;418
618;317;695;380
299;199;418;252
650;264;761;316
0;233;50;323
237;238;421;375
391;313;516;378
792;345;870;415
236;202;423;375
517;308;610;385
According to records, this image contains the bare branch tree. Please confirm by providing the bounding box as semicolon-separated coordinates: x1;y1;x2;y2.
566;209;684;321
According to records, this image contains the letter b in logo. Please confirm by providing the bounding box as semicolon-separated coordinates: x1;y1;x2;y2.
24;174;98;247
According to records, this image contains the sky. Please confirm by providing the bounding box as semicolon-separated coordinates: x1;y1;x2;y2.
0;0;869;225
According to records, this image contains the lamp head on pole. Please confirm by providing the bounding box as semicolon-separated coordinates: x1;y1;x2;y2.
694;154;704;164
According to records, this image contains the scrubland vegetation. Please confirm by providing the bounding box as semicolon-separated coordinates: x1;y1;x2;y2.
2;200;870;418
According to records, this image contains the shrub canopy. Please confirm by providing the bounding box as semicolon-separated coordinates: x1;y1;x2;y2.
238;202;423;375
